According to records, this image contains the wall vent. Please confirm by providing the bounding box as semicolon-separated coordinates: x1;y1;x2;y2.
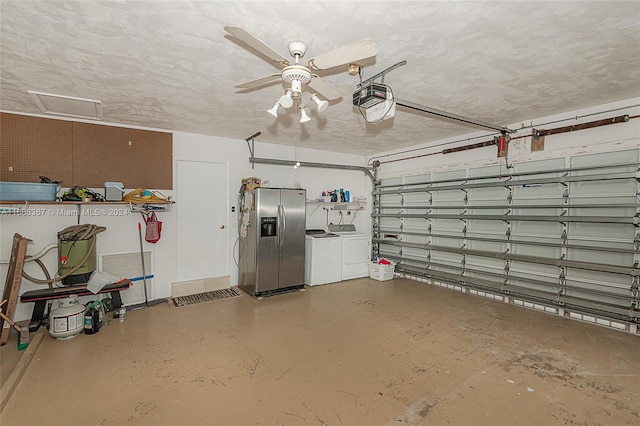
28;90;104;120
100;251;152;306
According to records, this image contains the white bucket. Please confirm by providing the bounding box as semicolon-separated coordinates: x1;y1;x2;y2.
49;295;85;339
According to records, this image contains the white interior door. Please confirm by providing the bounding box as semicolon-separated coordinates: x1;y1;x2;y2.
175;160;227;282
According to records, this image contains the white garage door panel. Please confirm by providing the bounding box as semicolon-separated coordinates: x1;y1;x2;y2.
570;149;638;169
569;222;631;242
512;244;561;259
466;256;503;272
512;221;563;238
403;218;430;230
567;248;633;266
404;192;431;204
568;269;630;289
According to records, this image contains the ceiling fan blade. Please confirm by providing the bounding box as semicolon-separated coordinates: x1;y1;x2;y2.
307;76;342;101
307;39;377;71
235;73;282;89
224;25;290;67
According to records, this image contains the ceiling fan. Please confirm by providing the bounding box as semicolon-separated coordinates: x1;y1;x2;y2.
224;25;377;118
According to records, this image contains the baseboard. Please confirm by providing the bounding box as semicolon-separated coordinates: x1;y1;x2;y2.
171;276;230;298
1;331;44;413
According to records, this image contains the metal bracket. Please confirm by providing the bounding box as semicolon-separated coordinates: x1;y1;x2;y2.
358;61;408;87
245;132;261;169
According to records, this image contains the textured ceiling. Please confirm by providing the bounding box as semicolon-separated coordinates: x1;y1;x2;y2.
1;1;639;155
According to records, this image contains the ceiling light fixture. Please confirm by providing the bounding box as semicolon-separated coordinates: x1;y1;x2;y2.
268;91;328;123
279;89;294;109
266;101;280;118
299;105;311;123
310;94;328;113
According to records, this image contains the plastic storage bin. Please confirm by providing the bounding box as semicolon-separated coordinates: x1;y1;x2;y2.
0;182;58;201
104;182;124;201
368;261;396;281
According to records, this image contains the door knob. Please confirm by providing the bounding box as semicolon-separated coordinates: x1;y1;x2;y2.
220;225;225;229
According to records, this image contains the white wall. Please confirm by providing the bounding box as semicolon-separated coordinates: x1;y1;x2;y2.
372;98;640;177
173;132;372;288
1;125;371;322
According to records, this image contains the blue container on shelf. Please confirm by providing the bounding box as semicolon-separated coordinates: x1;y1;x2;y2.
0;182;58;201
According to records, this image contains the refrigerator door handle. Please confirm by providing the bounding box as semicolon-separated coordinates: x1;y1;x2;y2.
278;204;287;247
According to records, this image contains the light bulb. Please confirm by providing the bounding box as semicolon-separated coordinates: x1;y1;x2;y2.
279;90;293;109
266;101;280;118
299;106;311;123
311;94;329;113
295;161;300;167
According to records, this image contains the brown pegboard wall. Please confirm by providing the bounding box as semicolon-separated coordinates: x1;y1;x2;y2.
72;122;172;189
0;113;172;190
0;113;74;184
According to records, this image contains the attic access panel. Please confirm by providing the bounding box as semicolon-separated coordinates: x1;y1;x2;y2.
28;91;104;120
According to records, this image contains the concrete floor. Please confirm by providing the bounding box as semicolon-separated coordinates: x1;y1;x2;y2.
1;277;639;425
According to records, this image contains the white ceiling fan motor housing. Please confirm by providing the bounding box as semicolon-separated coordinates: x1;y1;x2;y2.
282;65;311;96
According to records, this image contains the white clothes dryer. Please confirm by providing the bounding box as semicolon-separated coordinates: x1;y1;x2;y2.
327;224;372;280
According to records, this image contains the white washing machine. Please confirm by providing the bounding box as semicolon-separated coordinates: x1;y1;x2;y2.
305;230;343;286
327;224;372;280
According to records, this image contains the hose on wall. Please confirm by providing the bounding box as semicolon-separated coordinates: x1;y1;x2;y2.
19;224;106;285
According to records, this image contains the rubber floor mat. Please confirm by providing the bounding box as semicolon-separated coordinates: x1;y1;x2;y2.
168;288;241;308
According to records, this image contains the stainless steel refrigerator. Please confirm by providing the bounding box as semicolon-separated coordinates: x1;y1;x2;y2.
238;188;306;297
